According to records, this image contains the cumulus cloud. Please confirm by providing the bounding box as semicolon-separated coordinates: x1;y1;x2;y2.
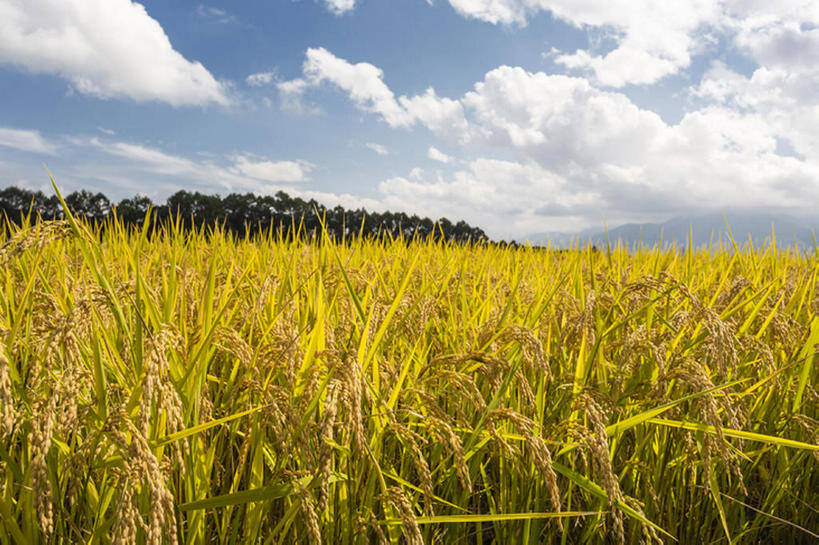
365;142;388;155
280;48;472;139
443;1;819;90
427;146;453;163
8;0;811;239
271;47;811;235
277;43;819;234
734;20;819;69
699;67;819;164
324;0;356;15
298;47;414;126
445;1;722;87
463;66;669;167
551;2;720;87
465;66;819;224
232;156;312;182
246;70;277;87
399;88;472;142
693;9;819;163
0;0;230;106
0;127;57;155
447;0;529;25
379;158;588;236
299;189;383;212
380;127;819;238
276;78;321;113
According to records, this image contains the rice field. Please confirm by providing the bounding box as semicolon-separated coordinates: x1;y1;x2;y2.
0;188;817;544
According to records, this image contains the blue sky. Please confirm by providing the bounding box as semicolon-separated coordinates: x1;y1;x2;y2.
1;1;818;239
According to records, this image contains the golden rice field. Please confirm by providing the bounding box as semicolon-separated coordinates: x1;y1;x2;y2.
0;191;817;544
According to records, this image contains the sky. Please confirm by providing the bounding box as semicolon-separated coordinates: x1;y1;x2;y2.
0;0;818;240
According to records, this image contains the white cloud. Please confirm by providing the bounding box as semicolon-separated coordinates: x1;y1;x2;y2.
86;138;313;192
279;46;819;233
0;133;398;221
464;66;669;164
246;70;277;87
300;189;384;212
445;1;722;87
281;48;472;138
99;139;198;176
427;146;453;163
379;110;819;238
555;45;679;88
443;1;819;90
365;142;389;155
447;0;529;25
734;20;819;69
196;4;237;24
399;88;472;142
379;158;598;237
300;47;415;126
458;65;819;221
697;65;819;162
324;0;356;15
276;78;319;113
0;127;57;155
232;156;312;183
71;137;384;213
0;0;230;106
693;11;819;163
551;2;720;87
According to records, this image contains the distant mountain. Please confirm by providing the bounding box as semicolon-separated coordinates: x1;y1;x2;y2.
528;212;818;250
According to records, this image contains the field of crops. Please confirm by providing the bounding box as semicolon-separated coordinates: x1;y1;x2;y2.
0;193;817;544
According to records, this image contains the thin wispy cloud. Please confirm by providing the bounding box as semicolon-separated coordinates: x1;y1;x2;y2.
365;142;388;155
196;4;238;24
0;127;57;155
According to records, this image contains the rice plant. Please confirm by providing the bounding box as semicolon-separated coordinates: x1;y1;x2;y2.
0;185;816;544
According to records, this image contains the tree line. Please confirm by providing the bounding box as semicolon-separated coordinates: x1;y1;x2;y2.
0;186;489;243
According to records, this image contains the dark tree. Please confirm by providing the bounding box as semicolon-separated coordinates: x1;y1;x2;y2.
116;195;153;225
0;187;60;220
65;190;111;220
0;184;489;244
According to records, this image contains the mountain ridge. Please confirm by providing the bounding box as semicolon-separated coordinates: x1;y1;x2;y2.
528;212;818;250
